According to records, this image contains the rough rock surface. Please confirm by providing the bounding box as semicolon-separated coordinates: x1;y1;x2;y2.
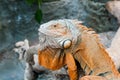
99;31;116;48
42;0;118;32
106;1;120;24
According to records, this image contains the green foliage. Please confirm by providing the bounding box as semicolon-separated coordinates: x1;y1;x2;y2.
38;0;42;5
26;0;43;24
35;9;42;23
26;0;35;5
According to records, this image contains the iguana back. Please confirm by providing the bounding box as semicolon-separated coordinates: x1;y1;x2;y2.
73;24;120;80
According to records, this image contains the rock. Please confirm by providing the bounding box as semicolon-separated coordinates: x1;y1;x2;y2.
42;0;118;32
106;1;120;24
99;31;116;48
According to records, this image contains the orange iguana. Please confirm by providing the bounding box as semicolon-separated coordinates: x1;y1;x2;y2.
14;19;120;80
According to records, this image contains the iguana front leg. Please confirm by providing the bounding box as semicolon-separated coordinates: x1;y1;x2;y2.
65;53;78;80
24;45;40;65
14;39;39;80
24;63;38;80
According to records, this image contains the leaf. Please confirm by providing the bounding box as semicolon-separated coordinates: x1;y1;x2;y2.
26;0;35;5
35;9;42;24
38;0;42;5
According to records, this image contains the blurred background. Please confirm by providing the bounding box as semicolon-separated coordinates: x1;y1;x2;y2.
0;0;119;80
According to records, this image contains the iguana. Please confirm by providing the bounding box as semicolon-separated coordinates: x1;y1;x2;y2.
14;19;120;80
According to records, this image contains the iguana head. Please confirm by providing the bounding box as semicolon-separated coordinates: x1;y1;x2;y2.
38;19;82;50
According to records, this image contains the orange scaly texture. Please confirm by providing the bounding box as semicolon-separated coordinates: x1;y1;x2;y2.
37;20;120;80
74;24;120;80
38;47;78;80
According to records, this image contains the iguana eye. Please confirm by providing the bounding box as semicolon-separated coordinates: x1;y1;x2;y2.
53;25;57;27
48;24;58;29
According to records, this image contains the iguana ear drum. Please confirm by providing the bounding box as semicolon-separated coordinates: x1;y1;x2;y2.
60;39;72;49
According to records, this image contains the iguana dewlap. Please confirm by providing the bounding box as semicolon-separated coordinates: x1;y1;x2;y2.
38;47;78;80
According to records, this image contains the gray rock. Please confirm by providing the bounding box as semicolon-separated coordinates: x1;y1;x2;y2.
106;1;120;24
99;31;116;48
42;0;118;32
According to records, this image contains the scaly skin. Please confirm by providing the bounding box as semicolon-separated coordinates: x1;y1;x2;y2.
37;20;120;80
15;19;120;80
73;24;120;80
38;47;78;80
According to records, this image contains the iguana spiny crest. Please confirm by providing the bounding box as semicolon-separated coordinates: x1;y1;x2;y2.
38;19;120;80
